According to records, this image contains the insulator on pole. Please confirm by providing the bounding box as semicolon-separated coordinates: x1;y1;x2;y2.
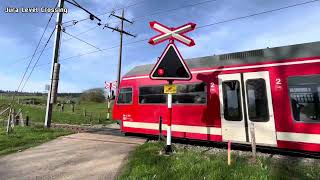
50;63;60;104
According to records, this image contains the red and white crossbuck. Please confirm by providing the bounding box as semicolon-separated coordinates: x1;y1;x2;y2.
104;81;117;89
148;21;196;46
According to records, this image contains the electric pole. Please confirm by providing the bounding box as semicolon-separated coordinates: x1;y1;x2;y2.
44;0;101;128
44;0;64;128
104;9;136;92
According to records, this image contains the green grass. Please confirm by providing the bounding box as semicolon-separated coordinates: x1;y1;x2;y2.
0;126;72;156
0;95;114;125
119;142;320;180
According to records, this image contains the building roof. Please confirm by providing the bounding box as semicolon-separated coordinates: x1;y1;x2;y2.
124;41;320;77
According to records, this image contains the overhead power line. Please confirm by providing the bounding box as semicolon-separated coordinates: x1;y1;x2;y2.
45;0;103;128
39;0;320;65
14;1;57;96
197;0;320;29
20;28;56;92
131;0;218;22
69;0;219;27
12;0;213;65
10;25;101;67
62;0;148;25
104;9;136;90
62;29;102;51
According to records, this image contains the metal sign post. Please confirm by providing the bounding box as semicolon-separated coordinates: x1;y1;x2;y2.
165;80;174;153
148;21;196;154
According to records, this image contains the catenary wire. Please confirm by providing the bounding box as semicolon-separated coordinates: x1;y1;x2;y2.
62;0;148;25
62;30;103;51
10;1;58;103
35;0;320;66
20;28;56;92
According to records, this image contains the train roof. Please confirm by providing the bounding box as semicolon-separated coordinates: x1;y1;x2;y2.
125;41;320;77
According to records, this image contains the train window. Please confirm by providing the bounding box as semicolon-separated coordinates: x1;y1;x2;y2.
222;81;242;121
173;83;206;104
245;79;269;122
117;88;132;104
139;86;166;104
288;75;320;123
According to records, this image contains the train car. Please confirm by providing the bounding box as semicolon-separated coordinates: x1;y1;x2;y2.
112;41;320;152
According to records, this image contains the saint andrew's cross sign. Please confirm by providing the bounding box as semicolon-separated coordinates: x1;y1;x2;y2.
148;21;196;154
148;21;196;46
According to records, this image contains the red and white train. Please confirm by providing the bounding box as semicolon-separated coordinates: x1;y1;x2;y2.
112;41;320;152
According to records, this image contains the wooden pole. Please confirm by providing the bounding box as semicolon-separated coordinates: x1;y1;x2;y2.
250;122;257;160
6;108;11;135
26;116;29;126
11;108;15;129
20;112;24;127
228;140;231;165
90;113;92;125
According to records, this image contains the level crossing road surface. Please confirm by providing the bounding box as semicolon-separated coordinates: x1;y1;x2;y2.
0;129;145;180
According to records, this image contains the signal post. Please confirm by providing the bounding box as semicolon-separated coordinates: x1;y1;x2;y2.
105;81;116;120
148;21;196;154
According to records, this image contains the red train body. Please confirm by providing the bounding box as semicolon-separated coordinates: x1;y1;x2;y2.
112;41;320;152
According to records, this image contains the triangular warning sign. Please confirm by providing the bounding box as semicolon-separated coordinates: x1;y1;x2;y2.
150;43;192;80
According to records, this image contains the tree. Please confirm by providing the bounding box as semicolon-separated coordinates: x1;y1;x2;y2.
80;88;105;103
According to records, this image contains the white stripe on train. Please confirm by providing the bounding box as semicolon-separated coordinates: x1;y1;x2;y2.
123;121;221;135
123;121;320;144
122;58;320;81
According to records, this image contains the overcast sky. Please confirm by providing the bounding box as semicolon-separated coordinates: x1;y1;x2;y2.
1;0;320;92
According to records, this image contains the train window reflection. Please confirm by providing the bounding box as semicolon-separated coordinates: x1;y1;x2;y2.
246;79;269;122
139;86;166;104
117;88;132;104
288;75;320;123
173;83;207;104
222;81;242;121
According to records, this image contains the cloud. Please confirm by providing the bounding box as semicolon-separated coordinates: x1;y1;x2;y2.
2;0;320;92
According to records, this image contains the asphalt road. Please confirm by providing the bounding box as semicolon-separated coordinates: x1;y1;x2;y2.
0;132;145;180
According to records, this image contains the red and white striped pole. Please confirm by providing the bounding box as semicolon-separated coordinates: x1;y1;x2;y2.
165;80;173;154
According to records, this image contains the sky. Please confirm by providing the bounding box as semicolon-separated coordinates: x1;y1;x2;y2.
1;0;320;93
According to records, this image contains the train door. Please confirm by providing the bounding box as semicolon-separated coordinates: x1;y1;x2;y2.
218;71;277;146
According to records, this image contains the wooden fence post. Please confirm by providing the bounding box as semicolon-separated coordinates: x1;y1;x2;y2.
228;140;231;165
250;122;257;160
26;116;29;126
11;108;15;129
20;111;25;127
6;108;11;135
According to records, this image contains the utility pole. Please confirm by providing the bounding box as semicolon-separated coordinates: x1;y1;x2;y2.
104;9;136;91
44;0;101;128
44;0;64;128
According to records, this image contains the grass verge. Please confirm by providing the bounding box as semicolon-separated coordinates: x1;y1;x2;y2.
119;142;320;180
0;100;113;125
0;126;72;156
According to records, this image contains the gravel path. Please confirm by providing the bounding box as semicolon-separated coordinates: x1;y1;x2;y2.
0;132;145;180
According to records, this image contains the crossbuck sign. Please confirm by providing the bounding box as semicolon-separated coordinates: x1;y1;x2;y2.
148;21;196;46
148;21;196;154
